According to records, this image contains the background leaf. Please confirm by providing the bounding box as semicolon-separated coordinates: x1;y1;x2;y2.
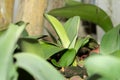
48;4;113;32
14;53;65;80
100;24;120;55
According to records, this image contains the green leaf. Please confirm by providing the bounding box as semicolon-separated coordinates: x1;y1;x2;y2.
48;4;113;32
74;36;90;52
0;22;26;80
45;14;70;48
39;41;64;59
18;38;45;58
52;49;76;67
85;55;120;80
59;49;76;67
100;24;120;55
64;16;80;48
14;53;65;80
19;38;64;59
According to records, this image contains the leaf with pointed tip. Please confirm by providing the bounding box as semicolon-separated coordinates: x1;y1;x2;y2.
45;14;70;48
74;36;91;52
64;16;80;48
14;53;65;80
48;4;113;32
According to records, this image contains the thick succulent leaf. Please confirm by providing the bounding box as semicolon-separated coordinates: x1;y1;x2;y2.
100;24;120;55
45;14;70;48
85;55;120;80
19;38;64;59
48;4;113;32
14;53;65;80
64;16;80;48
18;38;45;58
0;22;26;80
59;49;76;67
39;41;64;59
52;49;76;67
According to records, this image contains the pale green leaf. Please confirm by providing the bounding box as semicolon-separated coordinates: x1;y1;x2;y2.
45;14;70;48
14;53;65;80
64;16;80;48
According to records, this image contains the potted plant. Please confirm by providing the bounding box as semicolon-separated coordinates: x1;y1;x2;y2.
1;0;120;80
